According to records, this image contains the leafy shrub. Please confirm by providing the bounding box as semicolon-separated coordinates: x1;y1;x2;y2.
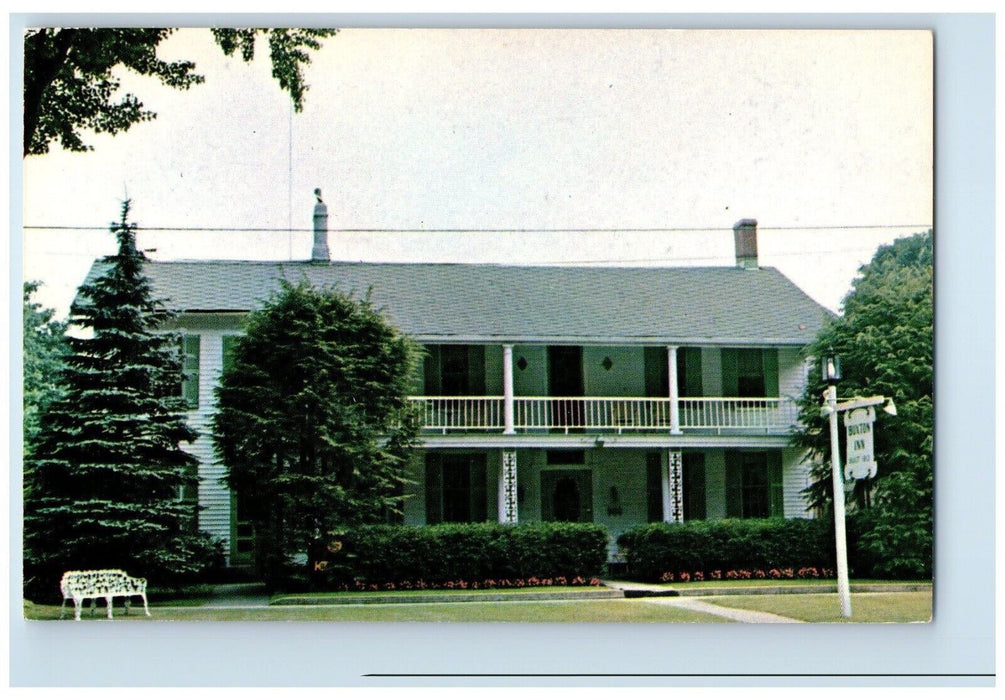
302;522;608;590
617;518;835;582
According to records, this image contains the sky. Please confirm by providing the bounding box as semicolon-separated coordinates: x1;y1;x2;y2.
19;28;933;318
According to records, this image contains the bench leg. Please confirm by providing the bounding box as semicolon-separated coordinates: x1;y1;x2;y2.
124;598;131;615
141;593;150;617
74;598;83;621
106;596;113;619
60;598;67;620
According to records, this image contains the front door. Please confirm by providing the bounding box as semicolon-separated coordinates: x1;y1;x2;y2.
541;469;593;522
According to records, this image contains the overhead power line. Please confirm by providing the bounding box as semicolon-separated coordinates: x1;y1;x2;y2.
22;223;933;234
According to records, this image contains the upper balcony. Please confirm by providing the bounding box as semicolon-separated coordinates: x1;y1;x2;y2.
411;342;809;439
410;395;800;436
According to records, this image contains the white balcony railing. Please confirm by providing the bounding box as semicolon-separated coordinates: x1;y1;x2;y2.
410;396;799;434
413;396;505;432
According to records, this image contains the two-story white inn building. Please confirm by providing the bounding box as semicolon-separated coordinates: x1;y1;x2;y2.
81;206;831;567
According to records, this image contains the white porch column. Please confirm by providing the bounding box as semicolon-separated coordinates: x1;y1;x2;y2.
662;450;683;523
499;450;519;524
503;344;516;435
667;345;682;434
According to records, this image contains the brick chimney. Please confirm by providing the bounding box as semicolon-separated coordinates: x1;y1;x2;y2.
733;218;758;269
311;187;330;262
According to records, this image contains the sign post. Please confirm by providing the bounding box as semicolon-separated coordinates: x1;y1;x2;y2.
822;391;895;618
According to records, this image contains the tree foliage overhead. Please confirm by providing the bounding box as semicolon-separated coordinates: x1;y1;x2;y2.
793;230;933;577
23;201;219;602
23;281;69;447
212;281;420;582
23;27;338;156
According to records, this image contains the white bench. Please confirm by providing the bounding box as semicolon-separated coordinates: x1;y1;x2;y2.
60;570;150;621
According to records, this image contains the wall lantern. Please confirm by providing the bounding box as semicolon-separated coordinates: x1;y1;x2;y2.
601;357;614;371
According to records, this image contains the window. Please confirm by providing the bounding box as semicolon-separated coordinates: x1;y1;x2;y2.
424;345;486;395
736;349;766;397
721;348;779;398
646;452;706;522
180;334;200;409
644;347;703;397
425;453;487;523
725;451;783;518
547;450;585;465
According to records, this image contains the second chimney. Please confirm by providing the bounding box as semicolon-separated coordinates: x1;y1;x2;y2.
312;188;330;262
733;218;758;269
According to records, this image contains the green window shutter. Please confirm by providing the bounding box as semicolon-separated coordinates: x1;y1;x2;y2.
221;335;239;373
182;334;200;409
768;451;784;517
683;452;707;520
763;348;779;397
424;346;441;395
425;454;442;524
646;452;663;522
721;348;738;396
644;347;668;397
540;471;556;522
470;454;487;522
724;451;742;517
679;347;704;397
468;346;486;395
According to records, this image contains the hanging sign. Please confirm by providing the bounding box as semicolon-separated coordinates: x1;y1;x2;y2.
844;407;877;480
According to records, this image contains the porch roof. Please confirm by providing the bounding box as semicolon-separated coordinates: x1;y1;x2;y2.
80;260;831;345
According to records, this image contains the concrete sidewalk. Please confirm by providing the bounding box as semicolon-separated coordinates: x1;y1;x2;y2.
641;596;802;623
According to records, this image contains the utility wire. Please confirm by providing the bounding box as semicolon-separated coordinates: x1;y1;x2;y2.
23;223;933;233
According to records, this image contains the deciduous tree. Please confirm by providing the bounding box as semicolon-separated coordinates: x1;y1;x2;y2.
212;281;420;585
794;230;933;577
24;28;337;156
22;281;68;448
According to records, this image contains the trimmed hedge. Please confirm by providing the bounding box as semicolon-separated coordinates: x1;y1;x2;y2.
616;518;836;582
306;522;608;590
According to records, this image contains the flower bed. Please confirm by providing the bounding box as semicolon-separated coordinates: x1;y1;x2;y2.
332;575;604;593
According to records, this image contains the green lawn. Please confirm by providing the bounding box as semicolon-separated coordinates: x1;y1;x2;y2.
24;599;730;623
705;591;933;623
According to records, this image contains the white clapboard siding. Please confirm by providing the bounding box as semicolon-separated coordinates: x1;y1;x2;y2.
782;448;814;518
184;332;234;562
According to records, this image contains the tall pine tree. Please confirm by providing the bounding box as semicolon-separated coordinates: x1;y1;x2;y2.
24;201;219;602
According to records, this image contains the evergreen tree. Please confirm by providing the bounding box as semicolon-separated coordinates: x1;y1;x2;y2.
793;230;933;577
24;201;219;602
212;281;420;584
23;281;69;448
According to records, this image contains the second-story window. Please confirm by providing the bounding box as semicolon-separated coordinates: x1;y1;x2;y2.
721;348;779;398
424;345;486;395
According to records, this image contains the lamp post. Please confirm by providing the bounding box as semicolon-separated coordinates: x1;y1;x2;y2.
821;349;852;618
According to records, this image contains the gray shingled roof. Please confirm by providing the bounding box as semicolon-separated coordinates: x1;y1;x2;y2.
79;260;831;346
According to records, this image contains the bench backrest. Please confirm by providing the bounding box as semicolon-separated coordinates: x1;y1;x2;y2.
60;570;147;598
